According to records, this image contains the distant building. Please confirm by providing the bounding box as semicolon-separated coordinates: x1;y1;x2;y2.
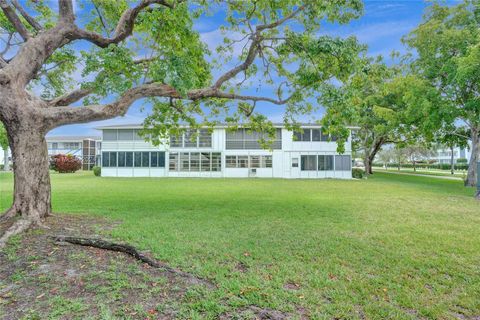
0;135;102;170
430;143;471;164
47;136;102;170
98;124;353;179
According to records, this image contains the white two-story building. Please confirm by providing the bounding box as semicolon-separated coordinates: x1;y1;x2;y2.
98;124;353;179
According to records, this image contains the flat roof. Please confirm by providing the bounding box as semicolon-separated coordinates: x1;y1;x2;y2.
46;135;101;142
95;123;359;130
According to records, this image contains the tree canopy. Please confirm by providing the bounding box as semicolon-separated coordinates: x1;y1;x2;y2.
403;0;480;186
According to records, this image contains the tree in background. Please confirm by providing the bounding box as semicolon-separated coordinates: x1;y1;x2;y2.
377;148;394;170
319;57;432;175
404;0;480;186
401;144;435;172
0;1;363;245
0;123;8;171
435;126;470;174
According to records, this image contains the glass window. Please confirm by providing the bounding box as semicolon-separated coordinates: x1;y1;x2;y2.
198;129;212;147
52;142;58;149
169;153;178;171
262;156;272;168
134;152;142;167
103;130;117;141
211;153;221;171
250;156;260;168
118;129;133;141
301;129;311;142
320;130;330;142
108;152;117;167
318;155;334;170
312;129;321;141
226;156;237;168
102;152;109;167
180;152;190;171
292;158;299;168
293;131;302;141
201;153;211;171
238;156;248;168
158;152;165;167
301;155;316;171
125;152;133;167
226;128;281;150
184;129;197;148
335;155;351;171
170;134;183;148
133;129;144;141
151;152;158;167
141;152;149;167
118;152;126;167
190;152;200;171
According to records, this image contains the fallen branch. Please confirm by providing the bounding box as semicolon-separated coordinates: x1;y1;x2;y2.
50;235;213;287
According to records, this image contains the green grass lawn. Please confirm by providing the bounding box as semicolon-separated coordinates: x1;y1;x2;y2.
374;167;466;179
1;172;479;319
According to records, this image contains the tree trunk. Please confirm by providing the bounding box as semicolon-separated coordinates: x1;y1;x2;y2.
364;156;372;175
3;147;9;171
465;128;479;187
413;161;416;172
450;145;455;175
2;124;51;222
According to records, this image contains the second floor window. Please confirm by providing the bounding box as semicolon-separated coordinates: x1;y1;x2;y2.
170;129;212;148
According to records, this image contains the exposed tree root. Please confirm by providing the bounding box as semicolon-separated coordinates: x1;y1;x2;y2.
0;207;19;223
0;218;33;249
50;235;214;287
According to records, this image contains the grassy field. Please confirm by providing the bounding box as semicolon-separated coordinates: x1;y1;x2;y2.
0;172;479;319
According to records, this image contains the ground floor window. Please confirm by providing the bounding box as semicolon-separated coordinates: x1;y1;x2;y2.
318;155;334;171
102;151;165;168
102;152;117;167
301;155;317;171
169;152;222;172
300;154;351;171
225;155;272;168
335;155;351;171
150;152;165;167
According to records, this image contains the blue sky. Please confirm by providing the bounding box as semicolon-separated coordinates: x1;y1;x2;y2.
48;0;458;137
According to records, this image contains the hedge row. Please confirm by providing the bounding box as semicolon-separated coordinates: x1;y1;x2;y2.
372;162;469;171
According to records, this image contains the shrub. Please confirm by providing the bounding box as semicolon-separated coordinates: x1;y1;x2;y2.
50;154;82;173
93;166;101;177
457;158;468;164
352;168;364;179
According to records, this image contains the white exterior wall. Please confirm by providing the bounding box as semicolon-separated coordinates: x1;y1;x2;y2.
100;126;353;179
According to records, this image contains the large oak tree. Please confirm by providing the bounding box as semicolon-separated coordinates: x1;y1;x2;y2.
0;0;363;246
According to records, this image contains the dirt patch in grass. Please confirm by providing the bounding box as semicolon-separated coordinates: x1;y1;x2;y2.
0;215;211;319
0;215;301;320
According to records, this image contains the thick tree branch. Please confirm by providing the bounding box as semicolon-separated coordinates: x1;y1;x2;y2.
0;0;30;40
58;0;75;23
212;5;306;90
213;36;259;89
45;82;296;127
256;5;305;32
11;0;43;31
47;88;92;106
71;0;174;48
